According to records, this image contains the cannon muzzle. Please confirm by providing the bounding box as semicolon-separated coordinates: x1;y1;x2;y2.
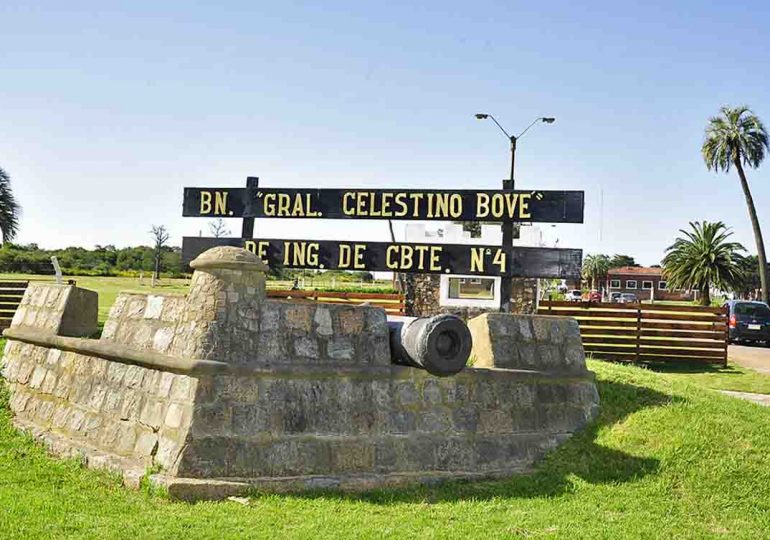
387;314;472;377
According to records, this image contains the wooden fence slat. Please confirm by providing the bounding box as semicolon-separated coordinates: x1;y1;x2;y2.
579;328;639;337
639;312;725;323
266;289;406;314
640;328;726;339
266;290;402;300
586;351;724;364
541;300;729;365
581;335;725;349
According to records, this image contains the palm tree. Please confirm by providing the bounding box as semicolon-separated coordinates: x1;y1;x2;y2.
702;106;769;303
0;167;20;243
582;253;610;290
662;221;745;306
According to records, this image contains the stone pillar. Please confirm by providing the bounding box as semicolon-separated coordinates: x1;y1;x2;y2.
10;283;97;337
168;247;268;365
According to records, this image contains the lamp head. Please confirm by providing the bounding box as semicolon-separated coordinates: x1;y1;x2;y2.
542;117;556;124
475;113;489;120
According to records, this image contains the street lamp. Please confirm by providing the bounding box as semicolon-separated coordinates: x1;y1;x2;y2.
475;113;555;313
474;114;555;188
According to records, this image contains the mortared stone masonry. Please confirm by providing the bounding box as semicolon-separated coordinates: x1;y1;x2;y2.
1;247;599;500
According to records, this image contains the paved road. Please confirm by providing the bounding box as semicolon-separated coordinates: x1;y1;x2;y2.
729;344;770;375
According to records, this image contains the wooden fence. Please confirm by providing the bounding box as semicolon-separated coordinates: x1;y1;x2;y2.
537;301;728;365
0;281;28;331
266;290;406;315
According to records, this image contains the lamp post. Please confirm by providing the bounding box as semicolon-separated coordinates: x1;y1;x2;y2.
475;114;556;312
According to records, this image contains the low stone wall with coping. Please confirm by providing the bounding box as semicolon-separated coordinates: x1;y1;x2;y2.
1;246;599;500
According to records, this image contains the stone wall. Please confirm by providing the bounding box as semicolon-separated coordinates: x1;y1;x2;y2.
1;247;599;500
11;282;97;338
469;313;587;374
405;274;539;319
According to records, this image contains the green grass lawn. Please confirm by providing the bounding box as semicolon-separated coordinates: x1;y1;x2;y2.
2;358;770;538
0;274;395;323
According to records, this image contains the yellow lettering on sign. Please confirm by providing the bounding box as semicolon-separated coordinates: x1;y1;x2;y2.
400;246;414;269
257;241;269;262
426;193;435;218
292;242;307;266
282;242;290;265
338;245;352;268
505;193;518;218
519;193;531;219
394;193;408;217
409;193;423;217
343;192;355;215
470;247;484;273
414;245;429;270
493;248;506;274
200;191;212;215
214;191;228;215
386;245;399;269
292;194;305;217
244;240;256;254
277;194;290;216
491;194;504;217
381;193;393;217
476;193;490;218
429;246;442;271
263;193;276;216
353;244;366;269
434;193;449;218
449;194;462;218
306;243;319;266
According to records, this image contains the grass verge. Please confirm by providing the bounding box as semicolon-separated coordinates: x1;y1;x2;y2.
1;359;770;538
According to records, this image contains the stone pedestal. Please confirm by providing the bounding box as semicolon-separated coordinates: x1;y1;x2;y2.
1;247;599;500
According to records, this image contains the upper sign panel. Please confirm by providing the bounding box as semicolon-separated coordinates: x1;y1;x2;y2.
182;188;584;223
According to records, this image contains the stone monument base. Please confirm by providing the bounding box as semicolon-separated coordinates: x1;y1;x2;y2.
1;247;599;501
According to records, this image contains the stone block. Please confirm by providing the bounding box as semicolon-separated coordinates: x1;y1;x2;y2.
337;309;365;335
285;304;314;332
327;338;354;361
314;307;333;336
293;337;319;359
469;313;588;373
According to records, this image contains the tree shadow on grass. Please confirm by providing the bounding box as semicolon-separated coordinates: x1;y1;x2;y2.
265;380;679;504
642;360;741;375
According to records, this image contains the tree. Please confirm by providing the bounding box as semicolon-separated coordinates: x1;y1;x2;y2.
0;167;21;243
609;254;637;268
150;225;170;286
208;218;230;238
702;105;769;303
582;254;610;290
662;221;745;306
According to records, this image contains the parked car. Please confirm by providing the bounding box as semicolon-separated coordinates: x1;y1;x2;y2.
726;300;770;345
586;290;601;302
618;293;637;304
609;291;622;303
566;289;582;302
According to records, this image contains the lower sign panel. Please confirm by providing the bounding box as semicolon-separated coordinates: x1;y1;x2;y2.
182;237;582;279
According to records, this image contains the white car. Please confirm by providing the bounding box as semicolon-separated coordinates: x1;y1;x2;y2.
566;290;582;302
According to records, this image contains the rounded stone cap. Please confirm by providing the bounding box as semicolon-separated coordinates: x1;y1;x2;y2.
190;246;269;272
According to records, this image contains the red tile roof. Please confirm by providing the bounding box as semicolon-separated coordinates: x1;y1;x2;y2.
607;266;662;276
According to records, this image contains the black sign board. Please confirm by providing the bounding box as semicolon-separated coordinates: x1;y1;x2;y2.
182;237;582;279
182;187;584;223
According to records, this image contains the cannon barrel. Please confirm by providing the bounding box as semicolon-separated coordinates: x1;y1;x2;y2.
387;314;472;377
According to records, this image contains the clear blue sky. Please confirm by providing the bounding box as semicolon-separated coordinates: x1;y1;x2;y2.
2;0;770;265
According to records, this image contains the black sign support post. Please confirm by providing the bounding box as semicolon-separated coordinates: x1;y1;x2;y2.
241;176;259;239
500;178;514;312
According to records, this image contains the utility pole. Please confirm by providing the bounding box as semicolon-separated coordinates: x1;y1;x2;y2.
475;114;555;312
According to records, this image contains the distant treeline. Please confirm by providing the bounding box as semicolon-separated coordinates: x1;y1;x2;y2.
0;243;377;282
0;243;185;277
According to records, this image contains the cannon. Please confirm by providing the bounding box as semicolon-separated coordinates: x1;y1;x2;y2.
387;314;472;377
